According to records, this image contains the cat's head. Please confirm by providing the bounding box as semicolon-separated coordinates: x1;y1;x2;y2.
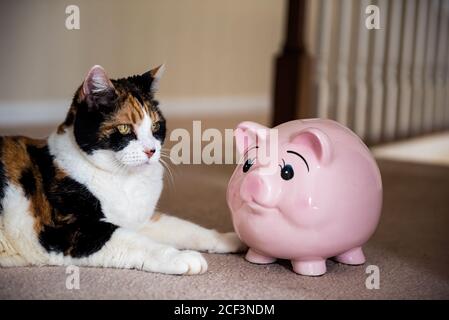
59;65;166;171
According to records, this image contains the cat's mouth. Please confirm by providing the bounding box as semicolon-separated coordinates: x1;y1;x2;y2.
125;159;158;168
114;150;161;168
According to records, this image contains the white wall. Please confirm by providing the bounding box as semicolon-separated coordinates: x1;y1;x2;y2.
0;0;285;124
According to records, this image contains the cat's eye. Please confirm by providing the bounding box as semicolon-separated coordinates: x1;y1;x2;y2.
117;124;131;135
243;159;254;173
152;122;160;132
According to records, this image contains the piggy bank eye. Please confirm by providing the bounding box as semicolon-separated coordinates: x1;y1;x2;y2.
280;164;294;180
243;159;254;173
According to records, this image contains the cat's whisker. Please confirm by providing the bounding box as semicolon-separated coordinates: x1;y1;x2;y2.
160;151;171;159
160;153;172;161
159;158;175;190
160;153;174;162
111;158;128;176
161;160;175;187
160;153;179;189
160;163;174;190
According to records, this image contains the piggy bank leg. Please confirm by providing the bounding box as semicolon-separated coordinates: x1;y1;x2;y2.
334;247;366;265
245;248;276;264
291;260;326;276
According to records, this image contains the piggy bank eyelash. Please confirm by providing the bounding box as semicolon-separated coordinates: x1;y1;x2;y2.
243;145;259;158
243;158;255;173
278;158;285;170
241;145;258;172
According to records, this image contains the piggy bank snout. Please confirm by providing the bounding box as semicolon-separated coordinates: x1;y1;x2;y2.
240;172;279;208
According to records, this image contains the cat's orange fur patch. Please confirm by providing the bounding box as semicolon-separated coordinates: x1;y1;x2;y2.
150;212;162;222
0;137;73;233
100;93;161;137
2;137;35;184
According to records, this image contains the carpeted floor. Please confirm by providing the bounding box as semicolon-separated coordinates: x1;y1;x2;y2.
1;159;449;299
0;117;448;299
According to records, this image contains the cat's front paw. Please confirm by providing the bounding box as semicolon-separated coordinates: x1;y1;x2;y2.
210;232;247;254
140;247;207;275
170;250;208;275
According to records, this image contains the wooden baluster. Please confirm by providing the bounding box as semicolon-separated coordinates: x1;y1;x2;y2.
383;0;403;142
434;0;449;130
410;0;429;136
315;0;334;118
334;0;353;127
353;0;371;139
397;0;416;138
368;0;388;144
445;2;449;128
422;0;441;133
272;0;310;126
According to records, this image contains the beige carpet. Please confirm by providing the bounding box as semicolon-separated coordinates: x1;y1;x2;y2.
1;115;449;299
1;159;449;299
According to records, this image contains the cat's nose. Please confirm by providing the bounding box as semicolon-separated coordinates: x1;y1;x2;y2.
144;149;156;158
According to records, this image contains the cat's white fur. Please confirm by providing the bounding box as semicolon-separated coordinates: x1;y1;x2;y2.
115;113;162;167
0;184;47;266
0;184;208;274
0;114;244;275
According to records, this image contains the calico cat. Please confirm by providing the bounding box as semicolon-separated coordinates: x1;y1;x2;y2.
0;65;244;275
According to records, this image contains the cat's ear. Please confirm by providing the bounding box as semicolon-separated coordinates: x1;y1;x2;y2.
82;65;114;96
141;64;165;93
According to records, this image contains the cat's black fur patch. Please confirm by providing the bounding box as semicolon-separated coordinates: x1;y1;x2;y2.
39;176;118;257
73;97;138;154
73;106;139;154
0;137;5;213
126;71;156;94
26;144;55;187
153;117;166;144
27;144;117;258
19;167;36;198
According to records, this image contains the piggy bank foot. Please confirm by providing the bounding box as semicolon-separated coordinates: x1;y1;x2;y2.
291;260;326;276
245;248;276;264
334;247;366;265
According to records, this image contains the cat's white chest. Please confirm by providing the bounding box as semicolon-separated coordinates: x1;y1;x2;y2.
48;130;164;230
91;166;164;229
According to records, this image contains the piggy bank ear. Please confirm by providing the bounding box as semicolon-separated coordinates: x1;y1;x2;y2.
234;121;269;154
290;128;332;165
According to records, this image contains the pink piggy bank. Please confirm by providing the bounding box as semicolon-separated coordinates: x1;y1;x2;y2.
227;119;382;276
